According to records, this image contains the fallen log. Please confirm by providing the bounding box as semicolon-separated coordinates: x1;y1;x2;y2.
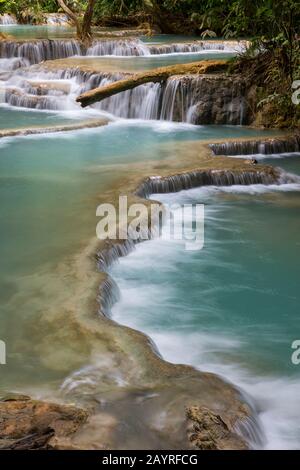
76;60;228;107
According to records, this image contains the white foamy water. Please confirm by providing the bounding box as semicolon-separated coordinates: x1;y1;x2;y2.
0;14;17;25
150;330;300;449
110;172;300;449
228;152;300;160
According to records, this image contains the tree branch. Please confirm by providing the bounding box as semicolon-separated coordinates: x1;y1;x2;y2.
76;60;227;107
82;0;96;41
57;0;79;27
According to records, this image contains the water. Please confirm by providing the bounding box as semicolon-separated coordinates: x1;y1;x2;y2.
110;153;300;449
0;106;77;129
72;52;236;72
0;14;17;26
0;24;299;449
0;24;75;39
0;67;250;123
0;34;243;125
1;121;272;390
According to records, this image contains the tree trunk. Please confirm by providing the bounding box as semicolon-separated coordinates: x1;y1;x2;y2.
76;60;228;107
81;0;96;44
57;0;81;37
57;0;95;44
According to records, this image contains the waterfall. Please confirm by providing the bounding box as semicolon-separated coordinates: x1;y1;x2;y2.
234;416;265;450
0;37;247;115
0;57;28;73
1;66;249;124
86;39;244;57
210;136;300;156
93;75;248;124
135;170;277;199
97;240;136;271
0;40;82;65
86;39;246;57
149;40;246;55
97;275;120;318
0;39;150;66
87;39;151;56
95;166;278;323
4;87;69;110
0;38;246;68
2;68;83;110
0;14;17;25
43;14;70;26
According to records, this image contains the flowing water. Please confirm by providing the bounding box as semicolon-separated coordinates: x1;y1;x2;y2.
1;121;275;389
0;66;249;124
0;23;299;449
110;153;300;449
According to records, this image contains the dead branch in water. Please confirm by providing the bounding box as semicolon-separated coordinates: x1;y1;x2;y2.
76;60;228;107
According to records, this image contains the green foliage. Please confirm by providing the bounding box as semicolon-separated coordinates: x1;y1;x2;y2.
0;0;58;22
0;1;85;21
2;1;300;41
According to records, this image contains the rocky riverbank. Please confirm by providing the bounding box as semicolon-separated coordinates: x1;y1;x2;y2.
0;394;88;450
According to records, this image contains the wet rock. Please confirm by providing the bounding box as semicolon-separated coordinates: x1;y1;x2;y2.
0;395;88;450
175;75;250;125
186;406;248;450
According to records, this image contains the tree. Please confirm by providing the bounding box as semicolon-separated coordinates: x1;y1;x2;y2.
57;0;96;44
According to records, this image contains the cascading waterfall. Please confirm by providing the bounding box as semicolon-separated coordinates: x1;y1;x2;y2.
1;66;249;124
0;57;28;72
0;33;248;121
4;86;68;110
1;68;120;110
94;166;279;336
0;40;82;65
43;13;69;26
135;170;277;198
97;276;120;318
93;75;249;124
149;41;246;55
86;39;151;56
0;14;17;25
86;39;245;56
0;38;246;68
210;136;300;156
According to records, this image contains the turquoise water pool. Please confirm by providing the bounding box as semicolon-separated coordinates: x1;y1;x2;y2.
0;26;219;43
0;122;275;391
0;107;78;129
0;122;272;278
0;24;75;39
80;51;236;71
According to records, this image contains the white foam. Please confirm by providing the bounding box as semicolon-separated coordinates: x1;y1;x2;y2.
110;179;300;449
151;330;300;449
227;152;300;160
